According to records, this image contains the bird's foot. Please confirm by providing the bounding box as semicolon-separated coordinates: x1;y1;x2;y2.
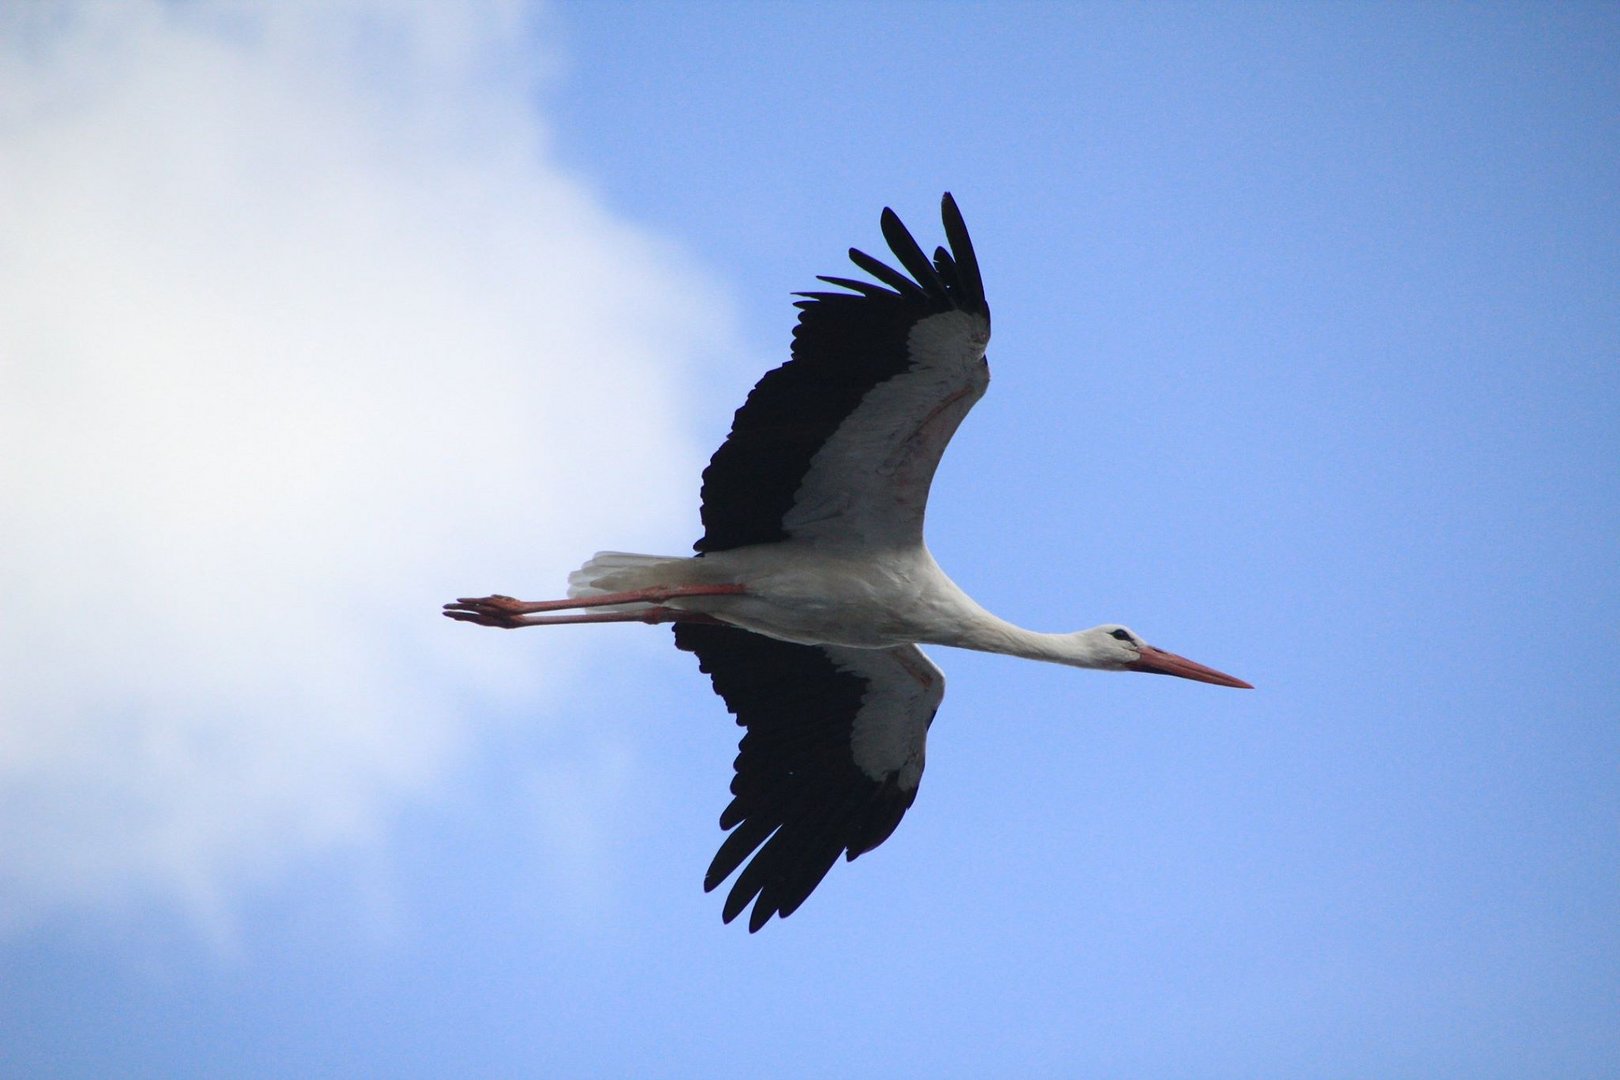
442;595;534;628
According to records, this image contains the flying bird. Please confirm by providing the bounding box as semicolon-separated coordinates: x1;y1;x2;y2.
445;194;1251;931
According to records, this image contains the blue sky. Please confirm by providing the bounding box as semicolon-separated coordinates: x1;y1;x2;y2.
2;2;1616;1077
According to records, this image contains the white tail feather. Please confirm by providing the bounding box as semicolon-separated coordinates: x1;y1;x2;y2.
566;551;687;601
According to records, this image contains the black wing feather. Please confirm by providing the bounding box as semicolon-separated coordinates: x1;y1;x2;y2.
940;192;986;315
809;274;895;298
694;194;990;553
846;245;929;299
879;206;947;297
675;622;930;931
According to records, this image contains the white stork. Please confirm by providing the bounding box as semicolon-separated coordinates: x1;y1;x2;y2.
445;194;1250;931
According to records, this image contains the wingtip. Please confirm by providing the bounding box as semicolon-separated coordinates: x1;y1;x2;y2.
940;191;968;237
878;202;946;296
936;190;986;319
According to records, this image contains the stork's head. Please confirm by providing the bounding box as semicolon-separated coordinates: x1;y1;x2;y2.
1070;625;1252;688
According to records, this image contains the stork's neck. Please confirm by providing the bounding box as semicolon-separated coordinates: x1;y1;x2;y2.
899;552;1108;668
929;606;1105;669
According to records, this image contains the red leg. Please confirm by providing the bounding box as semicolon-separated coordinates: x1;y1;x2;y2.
442;605;726;630
443;582;746;620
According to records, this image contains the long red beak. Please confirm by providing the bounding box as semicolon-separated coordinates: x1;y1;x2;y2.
1129;645;1253;689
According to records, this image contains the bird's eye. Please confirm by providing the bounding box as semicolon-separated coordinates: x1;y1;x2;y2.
1109;629;1134;642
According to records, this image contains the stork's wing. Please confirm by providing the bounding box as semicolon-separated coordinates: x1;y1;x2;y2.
673;622;944;932
694;193;992;554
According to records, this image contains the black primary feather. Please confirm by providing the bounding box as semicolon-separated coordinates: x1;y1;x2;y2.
674;623;922;931
693;194;990;554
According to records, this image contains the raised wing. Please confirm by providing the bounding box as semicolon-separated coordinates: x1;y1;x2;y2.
673;622;944;931
694;193;992;554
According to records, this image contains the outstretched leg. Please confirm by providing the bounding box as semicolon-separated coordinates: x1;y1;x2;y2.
442;583;747;628
443;603;727;630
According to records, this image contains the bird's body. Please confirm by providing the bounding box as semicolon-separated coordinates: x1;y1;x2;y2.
567;544;1159;666
447;195;1250;930
568;544;976;650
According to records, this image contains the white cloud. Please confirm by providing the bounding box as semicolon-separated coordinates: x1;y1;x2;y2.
0;2;724;935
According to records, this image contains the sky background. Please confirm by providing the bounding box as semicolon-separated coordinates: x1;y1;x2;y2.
2;2;1616;1077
